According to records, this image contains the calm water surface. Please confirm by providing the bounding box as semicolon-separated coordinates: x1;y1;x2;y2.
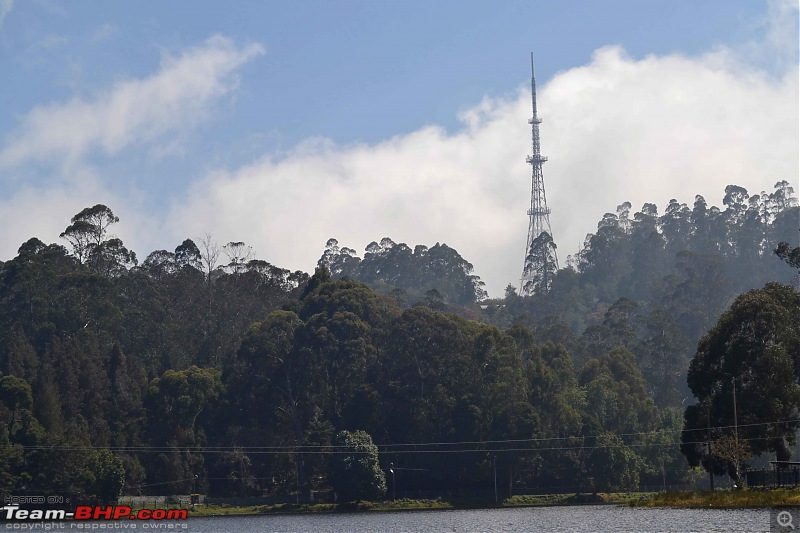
176;506;771;532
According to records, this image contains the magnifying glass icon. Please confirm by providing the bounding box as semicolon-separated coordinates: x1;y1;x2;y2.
778;510;795;529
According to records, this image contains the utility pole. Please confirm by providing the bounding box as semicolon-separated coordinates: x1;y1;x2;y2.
520;52;558;295
732;376;740;487
493;455;498;504
707;408;714;491
390;463;396;501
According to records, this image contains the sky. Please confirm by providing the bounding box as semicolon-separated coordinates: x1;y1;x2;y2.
0;1;797;298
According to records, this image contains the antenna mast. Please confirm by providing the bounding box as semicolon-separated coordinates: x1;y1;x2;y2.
520;52;558;295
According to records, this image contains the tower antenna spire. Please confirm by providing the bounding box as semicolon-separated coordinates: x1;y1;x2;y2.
520;52;558;295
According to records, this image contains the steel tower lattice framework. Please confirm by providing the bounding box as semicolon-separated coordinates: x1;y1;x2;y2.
520;52;558;295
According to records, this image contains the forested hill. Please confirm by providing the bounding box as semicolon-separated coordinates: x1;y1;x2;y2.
315;181;797;409
0;181;796;502
317;237;488;310
484;181;798;406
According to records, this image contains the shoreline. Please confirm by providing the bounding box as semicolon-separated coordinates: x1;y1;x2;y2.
109;488;800;520
634;488;800;509
180;492;644;518
179;488;800;517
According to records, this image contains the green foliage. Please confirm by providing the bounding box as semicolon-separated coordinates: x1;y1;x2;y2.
59;204;137;274
318;237;486;306
0;186;795;500
580;347;658;435
500;182;798;415
522;231;557;294
775;240;800;273
147;366;223;435
0;375;33;416
682;283;800;481
88;450;126;504
588;433;641;492
330;430;386;502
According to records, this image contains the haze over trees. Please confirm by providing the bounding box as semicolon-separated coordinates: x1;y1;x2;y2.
318;237;487;308
0;181;796;501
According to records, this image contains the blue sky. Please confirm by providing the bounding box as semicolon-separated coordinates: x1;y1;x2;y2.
0;0;797;297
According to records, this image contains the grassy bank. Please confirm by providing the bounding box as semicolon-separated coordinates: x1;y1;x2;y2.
183;498;454;517
123;488;800;516
506;492;647;507
179;492;647;517
637;488;800;508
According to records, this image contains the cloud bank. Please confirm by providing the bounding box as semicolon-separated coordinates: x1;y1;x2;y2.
0;16;796;299
169;45;798;297
0;35;263;169
0;36;263;259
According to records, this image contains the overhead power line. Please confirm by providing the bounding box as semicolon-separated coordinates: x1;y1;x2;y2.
9;418;799;455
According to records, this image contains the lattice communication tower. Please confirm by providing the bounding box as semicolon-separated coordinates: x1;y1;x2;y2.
520;53;558;295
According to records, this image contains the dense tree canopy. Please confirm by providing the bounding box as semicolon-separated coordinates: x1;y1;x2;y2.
330;430;386;502
318;237;487;307
0;180;796;501
681;283;800;482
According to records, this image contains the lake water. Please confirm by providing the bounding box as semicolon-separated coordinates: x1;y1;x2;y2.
171;506;773;532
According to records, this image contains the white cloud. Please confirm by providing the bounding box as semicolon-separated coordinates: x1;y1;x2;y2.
0;0;12;30
168;45;798;298
1;16;796;300
0;35;264;170
545;46;797;253
0;167;110;252
89;22;116;43
760;0;800;72
0;35;264;259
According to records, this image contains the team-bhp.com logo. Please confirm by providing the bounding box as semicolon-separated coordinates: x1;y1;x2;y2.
2;504;188;529
75;506;187;521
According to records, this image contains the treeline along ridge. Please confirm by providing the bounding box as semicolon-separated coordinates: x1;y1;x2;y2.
0;181;797;502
